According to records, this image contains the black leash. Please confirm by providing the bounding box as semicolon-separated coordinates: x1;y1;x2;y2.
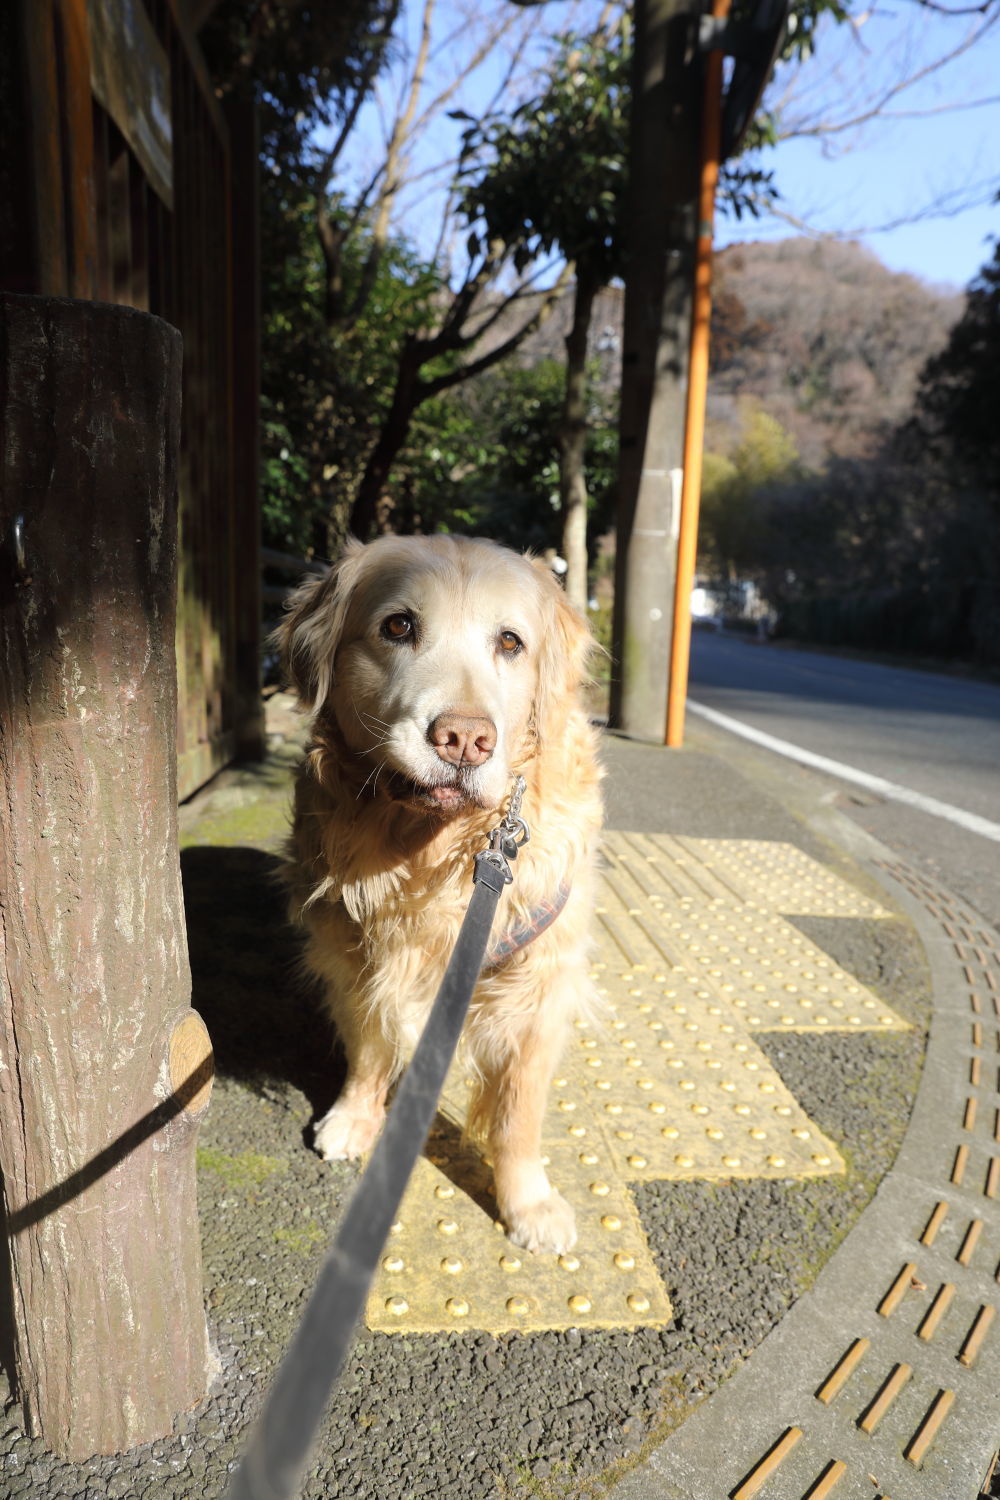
224;777;529;1500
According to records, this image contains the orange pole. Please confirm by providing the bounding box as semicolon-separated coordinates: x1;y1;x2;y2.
665;0;730;746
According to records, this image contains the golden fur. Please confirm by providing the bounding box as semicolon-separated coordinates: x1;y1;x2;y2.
277;534;602;1254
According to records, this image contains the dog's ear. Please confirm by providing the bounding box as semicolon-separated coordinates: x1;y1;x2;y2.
530;560;596;742
272;538;367;711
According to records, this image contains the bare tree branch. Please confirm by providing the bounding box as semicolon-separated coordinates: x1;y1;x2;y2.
316;0;566;334
873;92;1000;118
457;253;569;345
758;170;999;238
423;261;575;397
776;5;1000;145
901;0;995;15
409;9;524;140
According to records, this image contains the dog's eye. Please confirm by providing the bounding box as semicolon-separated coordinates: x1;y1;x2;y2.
498;630;524;656
381;613;414;642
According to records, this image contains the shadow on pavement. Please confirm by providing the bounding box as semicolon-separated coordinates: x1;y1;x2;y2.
180;844;344;1123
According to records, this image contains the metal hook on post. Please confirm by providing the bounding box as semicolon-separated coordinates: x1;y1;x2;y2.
9;513;32;587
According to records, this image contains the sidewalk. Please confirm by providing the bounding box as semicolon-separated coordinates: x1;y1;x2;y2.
4;698;998;1500
604;728;1000;1500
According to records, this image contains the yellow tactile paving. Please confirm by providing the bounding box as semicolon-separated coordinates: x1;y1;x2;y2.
365;835;904;1335
671;835;893;919
650;859;1000;1498
576;967;842;1181
600;830;738;909
600;834;907;1033
365;1142;672;1335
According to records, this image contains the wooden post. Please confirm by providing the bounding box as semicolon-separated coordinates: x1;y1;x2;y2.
0;294;213;1458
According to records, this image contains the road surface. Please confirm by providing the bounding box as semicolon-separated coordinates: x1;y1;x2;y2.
686;629;1000;928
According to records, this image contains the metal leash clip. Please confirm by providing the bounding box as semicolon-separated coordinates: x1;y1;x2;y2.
473;774;530;893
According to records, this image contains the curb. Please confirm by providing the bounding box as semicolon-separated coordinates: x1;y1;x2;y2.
607;855;1000;1500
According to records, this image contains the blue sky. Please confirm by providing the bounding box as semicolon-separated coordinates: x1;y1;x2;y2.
719;4;1000;290
339;0;999;294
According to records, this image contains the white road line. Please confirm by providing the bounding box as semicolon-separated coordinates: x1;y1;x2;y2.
687;698;1000;845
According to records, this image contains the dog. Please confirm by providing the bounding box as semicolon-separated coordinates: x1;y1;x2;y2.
277;534;602;1255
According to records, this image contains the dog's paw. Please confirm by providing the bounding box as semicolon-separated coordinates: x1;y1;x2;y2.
313;1101;384;1161
502;1189;577;1257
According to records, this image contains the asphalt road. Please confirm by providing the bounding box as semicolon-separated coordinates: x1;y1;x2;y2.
686;628;1000;930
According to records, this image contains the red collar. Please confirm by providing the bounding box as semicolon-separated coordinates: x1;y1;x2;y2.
483;881;571;968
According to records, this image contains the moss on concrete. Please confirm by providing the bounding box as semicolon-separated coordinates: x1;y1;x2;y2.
179;797;291;853
196;1147;284;1192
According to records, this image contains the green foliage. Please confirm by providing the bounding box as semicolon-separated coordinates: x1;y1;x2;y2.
261;414;311;553
459;26;630;283
731;407;800;488
201;0;863;556
259;185;443;552
699;407;800;577
773;0;853;64
199;0;417;553
703;237;1000;667
200;0;398;172
913;238;1000;497
390;358;618;554
458;15;788;268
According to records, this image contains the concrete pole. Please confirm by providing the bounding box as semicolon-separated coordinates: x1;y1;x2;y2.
610;0;702;739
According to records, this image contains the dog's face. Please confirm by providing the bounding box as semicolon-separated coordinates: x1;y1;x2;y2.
278;535;592;815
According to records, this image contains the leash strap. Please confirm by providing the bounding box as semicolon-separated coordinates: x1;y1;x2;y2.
225;779;527;1500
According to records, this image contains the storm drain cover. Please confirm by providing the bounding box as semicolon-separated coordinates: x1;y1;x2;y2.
365;835;907;1335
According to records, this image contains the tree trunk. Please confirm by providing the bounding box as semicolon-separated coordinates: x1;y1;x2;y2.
349;340;424;539
0;294;213;1459
558;269;599;612
346;267;575;543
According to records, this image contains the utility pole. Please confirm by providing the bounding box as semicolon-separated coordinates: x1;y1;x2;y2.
610;0;787;742
666;0;730;746
610;0;702;739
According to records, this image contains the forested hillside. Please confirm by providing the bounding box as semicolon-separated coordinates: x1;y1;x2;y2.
696;238;1000;669
516;233;994;671
515;236;960;467
706;239;961;466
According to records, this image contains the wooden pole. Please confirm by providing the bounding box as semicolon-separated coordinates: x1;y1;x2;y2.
0;293;213;1458
665;0;730;746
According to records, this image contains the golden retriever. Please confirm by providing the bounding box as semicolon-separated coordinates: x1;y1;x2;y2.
277;534;602;1255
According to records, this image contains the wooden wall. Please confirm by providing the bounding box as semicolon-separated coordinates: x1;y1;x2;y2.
1;0;264;798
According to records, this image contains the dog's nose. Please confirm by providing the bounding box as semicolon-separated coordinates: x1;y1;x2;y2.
428;711;497;767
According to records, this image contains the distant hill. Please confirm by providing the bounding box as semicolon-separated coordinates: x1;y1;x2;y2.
706;238;961;465
496;237;961;469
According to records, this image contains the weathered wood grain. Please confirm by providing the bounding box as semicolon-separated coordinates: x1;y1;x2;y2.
0;293;212;1458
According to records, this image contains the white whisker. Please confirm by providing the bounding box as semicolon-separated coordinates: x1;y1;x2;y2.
356;759;384;801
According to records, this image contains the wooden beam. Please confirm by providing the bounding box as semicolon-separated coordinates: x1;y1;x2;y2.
165;0;229;143
19;0;68;293
56;0;99;298
226;92;266;763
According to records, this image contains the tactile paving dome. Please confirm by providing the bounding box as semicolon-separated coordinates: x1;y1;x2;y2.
366;835;907;1335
